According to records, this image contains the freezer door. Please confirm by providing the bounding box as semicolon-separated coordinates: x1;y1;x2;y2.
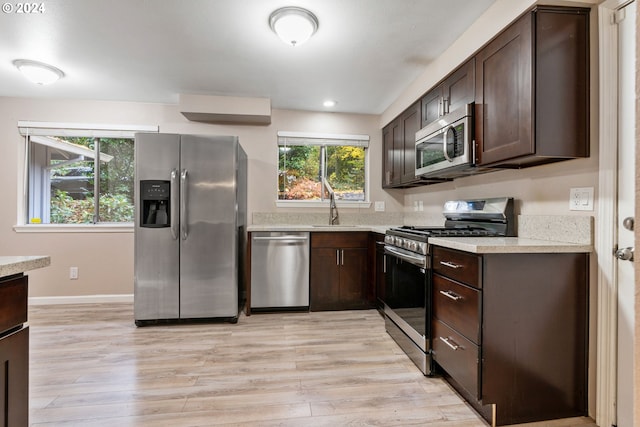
179;135;240;319
134;133;181;321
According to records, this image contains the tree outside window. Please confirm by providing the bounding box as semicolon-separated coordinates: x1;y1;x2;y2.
277;132;368;202
29;136;134;224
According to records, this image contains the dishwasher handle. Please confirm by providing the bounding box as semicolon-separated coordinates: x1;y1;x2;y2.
253;236;309;242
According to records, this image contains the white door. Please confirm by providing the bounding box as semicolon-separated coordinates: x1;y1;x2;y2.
616;1;636;425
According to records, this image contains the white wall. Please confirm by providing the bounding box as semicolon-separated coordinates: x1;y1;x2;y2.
0;97;396;297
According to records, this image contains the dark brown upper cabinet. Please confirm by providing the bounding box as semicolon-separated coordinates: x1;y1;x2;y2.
382;118;401;188
383;102;445;188
400;102;421;183
421;58;475;128
474;6;589;168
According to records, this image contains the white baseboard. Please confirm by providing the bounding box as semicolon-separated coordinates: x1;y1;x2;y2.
29;294;134;305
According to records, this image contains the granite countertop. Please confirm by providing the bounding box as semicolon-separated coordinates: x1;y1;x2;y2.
0;256;51;278
248;214;593;253
428;236;592;254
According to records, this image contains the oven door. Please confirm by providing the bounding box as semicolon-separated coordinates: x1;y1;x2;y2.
415;104;473;178
382;246;429;351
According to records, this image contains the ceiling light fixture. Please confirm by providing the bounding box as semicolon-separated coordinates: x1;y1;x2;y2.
13;59;65;85
323;100;337;108
269;7;319;47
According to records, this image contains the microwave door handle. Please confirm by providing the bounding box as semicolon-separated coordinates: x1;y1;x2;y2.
442;126;454;162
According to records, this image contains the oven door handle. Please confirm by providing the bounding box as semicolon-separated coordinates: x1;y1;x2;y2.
384;246;426;268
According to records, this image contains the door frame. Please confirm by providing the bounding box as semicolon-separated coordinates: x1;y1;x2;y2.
596;1;637;426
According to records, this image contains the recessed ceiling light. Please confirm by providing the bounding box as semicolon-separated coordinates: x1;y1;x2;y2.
269;7;319;47
13;59;64;85
323;100;337;108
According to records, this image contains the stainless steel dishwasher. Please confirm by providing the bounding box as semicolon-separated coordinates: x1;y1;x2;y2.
250;231;310;310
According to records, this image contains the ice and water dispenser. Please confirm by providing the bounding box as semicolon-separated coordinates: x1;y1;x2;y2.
140;180;170;227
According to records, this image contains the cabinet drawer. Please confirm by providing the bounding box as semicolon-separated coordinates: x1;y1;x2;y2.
433;320;480;399
0;275;28;335
433;274;481;344
433;247;481;287
311;232;368;248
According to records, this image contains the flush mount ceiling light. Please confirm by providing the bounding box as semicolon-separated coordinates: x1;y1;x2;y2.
13;59;65;85
323;100;337;108
269;6;319;47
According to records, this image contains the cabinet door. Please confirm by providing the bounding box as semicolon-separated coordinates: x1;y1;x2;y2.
0;327;28;426
373;238;386;308
421;87;442;128
382;119;402;187
310;247;341;311
400;102;421;184
475;13;533;166
535;7;589;159
444;58;475;114
382;124;393;188
339;247;369;308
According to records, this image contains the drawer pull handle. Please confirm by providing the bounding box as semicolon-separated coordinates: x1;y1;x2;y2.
440;261;462;269
439;290;462;301
439;336;460;351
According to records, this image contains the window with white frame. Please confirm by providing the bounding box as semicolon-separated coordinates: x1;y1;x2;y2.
19;121;157;225
277;131;369;203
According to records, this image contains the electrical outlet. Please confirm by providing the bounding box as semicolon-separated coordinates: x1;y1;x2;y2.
418;201;424;211
569;187;594;211
374;201;385;212
69;267;79;280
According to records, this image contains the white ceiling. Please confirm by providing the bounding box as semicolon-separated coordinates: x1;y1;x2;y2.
0;0;496;115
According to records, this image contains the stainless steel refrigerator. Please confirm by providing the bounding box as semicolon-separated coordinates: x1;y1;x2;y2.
134;133;247;325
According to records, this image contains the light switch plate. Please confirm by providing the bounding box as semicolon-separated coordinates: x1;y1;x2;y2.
569;187;594;211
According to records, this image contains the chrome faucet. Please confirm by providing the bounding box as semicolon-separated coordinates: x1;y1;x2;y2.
323;178;339;225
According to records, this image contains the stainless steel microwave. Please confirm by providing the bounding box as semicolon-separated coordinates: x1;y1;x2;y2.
415;103;475;178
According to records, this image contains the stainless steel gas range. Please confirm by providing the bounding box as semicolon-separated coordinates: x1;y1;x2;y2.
381;197;515;375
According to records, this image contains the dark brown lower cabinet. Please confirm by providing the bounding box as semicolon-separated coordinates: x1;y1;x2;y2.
0;327;29;426
310;232;371;311
0;274;29;426
432;247;588;426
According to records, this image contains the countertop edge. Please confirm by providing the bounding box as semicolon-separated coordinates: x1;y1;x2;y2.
428;237;593;254
247;225;392;234
246;226;592;253
0;256;51;278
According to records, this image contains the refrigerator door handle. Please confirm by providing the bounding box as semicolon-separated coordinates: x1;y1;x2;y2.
180;169;188;240
170;169;179;240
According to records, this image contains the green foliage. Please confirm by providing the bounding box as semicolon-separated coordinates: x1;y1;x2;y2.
278;144;365;201
326;146;365;191
99;138;134;201
50;190;93;224
50;190;134;224
48;137;134;223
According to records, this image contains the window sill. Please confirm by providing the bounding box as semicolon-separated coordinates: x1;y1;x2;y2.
275;201;371;209
14;223;134;233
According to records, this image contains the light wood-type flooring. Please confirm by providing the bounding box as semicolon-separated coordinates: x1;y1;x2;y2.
28;304;598;426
